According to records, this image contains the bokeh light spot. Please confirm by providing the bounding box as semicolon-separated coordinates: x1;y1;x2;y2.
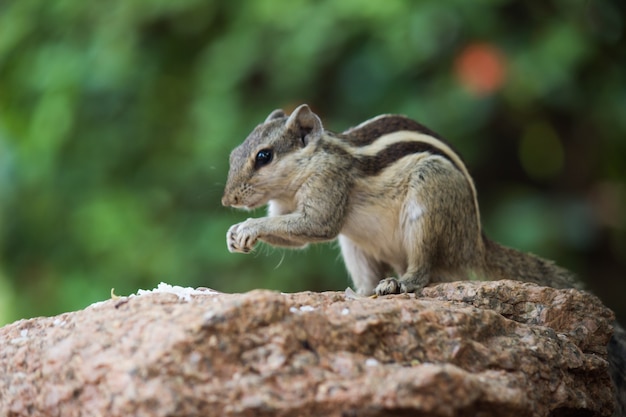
519;122;564;181
454;42;506;96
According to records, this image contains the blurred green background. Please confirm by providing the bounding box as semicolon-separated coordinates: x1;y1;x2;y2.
0;0;624;326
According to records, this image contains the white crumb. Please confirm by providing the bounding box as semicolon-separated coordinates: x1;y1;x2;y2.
341;308;350;315
135;282;220;302
10;329;29;345
365;358;379;367
344;287;361;300
289;305;316;314
85;282;220;309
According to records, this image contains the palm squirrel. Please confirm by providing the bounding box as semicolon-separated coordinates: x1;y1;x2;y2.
222;104;579;295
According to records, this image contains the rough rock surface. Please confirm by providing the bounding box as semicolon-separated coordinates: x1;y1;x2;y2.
0;280;617;417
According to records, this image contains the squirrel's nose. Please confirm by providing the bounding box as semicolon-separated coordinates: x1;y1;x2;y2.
222;194;237;207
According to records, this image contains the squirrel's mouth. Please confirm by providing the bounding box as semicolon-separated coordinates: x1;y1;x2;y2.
244;199;266;210
233;195;267;210
222;190;268;210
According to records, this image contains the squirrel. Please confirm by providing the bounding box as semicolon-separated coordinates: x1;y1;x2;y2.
221;104;580;296
222;103;625;412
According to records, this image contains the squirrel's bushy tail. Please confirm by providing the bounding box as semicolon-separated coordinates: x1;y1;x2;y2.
480;235;581;290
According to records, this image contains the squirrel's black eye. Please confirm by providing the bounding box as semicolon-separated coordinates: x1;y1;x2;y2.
255;149;273;168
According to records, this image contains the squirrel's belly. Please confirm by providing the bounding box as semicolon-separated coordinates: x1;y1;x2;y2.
340;202;408;272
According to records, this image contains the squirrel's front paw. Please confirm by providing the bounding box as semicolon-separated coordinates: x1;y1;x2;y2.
374;278;407;296
227;220;259;253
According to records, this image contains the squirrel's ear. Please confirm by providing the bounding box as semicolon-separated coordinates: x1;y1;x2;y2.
285;104;323;146
265;109;286;123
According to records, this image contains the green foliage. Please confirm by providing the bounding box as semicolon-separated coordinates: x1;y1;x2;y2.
0;0;624;325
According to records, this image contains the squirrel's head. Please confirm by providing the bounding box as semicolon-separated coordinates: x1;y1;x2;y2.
222;104;324;209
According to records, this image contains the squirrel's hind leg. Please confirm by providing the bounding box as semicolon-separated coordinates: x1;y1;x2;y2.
339;235;390;296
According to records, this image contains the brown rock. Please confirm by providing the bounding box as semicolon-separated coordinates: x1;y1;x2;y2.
0;280;616;417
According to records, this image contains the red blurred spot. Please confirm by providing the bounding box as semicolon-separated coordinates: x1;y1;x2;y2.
454;43;506;96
